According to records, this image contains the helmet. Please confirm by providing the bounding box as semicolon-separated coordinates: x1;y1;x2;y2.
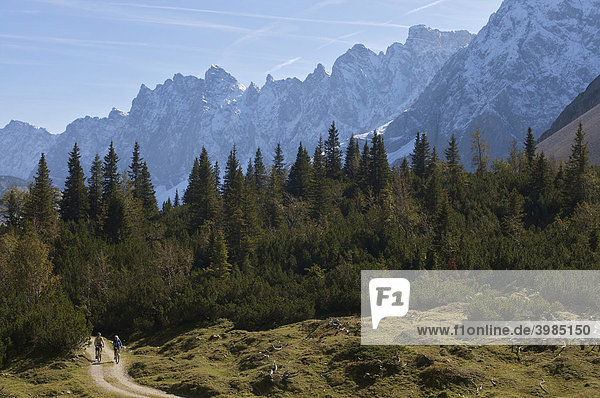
97;332;101;336
114;335;119;339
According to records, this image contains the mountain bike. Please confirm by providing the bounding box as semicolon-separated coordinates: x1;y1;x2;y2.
95;345;102;363
114;347;120;364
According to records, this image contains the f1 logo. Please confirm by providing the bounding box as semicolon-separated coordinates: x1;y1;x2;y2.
369;278;411;329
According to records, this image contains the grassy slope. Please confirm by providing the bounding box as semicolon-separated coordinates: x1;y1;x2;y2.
2;317;600;397
125;317;600;398
0;344;123;398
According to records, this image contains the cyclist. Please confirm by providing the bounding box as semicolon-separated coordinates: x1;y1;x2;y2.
94;332;104;362
112;335;123;364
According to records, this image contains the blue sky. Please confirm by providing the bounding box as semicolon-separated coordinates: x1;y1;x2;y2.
0;0;503;133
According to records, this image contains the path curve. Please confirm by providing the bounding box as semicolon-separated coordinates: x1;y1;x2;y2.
85;337;180;398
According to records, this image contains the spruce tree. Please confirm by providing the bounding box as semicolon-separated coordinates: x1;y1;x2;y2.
173;189;180;207
253;147;268;192
60;143;89;222
343;134;360;180
139;161;158;217
197;151;221;227
223;147;255;264
184;158;201;207
524;127;536;168
102;141;120;200
207;227;231;277
185;148;219;229
213;161;221;192
246;158;255;186
24;154;57;233
88;154;103;220
273;142;286;181
411;133;431;178
310;138;327;219
369;131;390;195
287;143;312;198
427;147;439;176
162;198;173;213
127;143;157;217
399;157;410;180
444;134;462;174
324;121;342;179
128;142;142;195
565;122;589;207
358;141;371;190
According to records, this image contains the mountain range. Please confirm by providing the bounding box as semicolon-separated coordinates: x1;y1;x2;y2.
0;25;473;200
1;0;600;200
383;0;600;165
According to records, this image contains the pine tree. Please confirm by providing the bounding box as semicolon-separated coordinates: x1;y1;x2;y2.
253;147;268;192
411;133;431;178
343;134;361;180
102;141;120;200
565;122;590;207
524;127;536;168
24;154;57;233
369;131;390;195
471;128;490;174
60;142;89;222
324;121;342;179
287;143;312;198
88;154;103;220
444;134;463;174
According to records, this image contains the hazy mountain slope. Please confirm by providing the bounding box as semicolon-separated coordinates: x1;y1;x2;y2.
538;74;600;142
0;175;29;195
0;121;57;179
0;26;473;200
384;0;600;165
537;103;600;164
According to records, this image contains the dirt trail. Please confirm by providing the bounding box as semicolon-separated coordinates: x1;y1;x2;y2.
85;337;180;398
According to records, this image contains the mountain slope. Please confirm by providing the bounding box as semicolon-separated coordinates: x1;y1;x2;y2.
537;103;600;164
384;0;600;165
0;121;57;179
0;26;472;200
538;74;600;142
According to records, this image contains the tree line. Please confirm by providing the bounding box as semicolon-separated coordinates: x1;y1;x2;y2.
0;121;598;366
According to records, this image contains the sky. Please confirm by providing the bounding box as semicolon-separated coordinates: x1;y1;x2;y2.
0;0;503;133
